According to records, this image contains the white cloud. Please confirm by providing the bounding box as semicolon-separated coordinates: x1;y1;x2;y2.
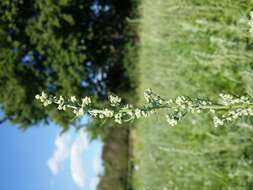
48;129;103;190
48;133;70;175
70;131;89;189
89;176;100;190
89;150;104;190
92;152;104;175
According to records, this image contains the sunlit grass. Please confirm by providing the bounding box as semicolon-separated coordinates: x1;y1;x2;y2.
132;0;253;189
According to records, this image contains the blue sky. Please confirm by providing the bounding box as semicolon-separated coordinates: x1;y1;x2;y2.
0;112;103;190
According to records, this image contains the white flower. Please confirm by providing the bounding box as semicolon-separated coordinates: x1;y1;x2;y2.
213;116;224;127
144;88;152;103
166;116;178;126
70;96;77;103
73;108;84;116
57;104;66;111
114;113;122;124
81;97;91;106
109;95;121;106
141;111;149;118
41;91;47;99
166;99;173;104
35;94;40;100
135;109;142;119
103;109;114;118
175;96;187;108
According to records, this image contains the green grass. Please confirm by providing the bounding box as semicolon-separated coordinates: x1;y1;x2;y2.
132;0;253;189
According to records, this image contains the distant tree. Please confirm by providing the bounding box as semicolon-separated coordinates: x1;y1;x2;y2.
0;0;136;130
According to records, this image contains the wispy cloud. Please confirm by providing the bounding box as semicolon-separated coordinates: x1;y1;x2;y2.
70;131;89;189
47;128;103;190
89;149;104;190
48;133;70;175
92;152;104;175
89;176;100;190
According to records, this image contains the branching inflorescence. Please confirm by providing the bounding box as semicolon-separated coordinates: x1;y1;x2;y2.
35;89;253;127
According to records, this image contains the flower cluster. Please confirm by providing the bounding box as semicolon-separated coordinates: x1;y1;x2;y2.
35;88;253;127
219;94;250;106
212;95;253;127
165;95;213;126
35;92;92;115
109;95;121;106
35;92;53;107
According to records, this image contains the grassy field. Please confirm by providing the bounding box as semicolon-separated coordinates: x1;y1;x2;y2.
132;0;253;189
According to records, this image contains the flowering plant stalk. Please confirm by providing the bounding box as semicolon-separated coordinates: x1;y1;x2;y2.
35;89;253;127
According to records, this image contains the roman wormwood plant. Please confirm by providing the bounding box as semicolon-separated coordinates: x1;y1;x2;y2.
36;12;253;128
36;89;253;127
